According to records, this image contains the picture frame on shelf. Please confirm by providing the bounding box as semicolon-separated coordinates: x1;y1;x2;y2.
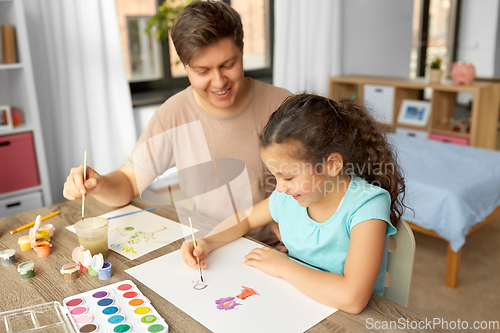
0;105;13;130
397;99;431;127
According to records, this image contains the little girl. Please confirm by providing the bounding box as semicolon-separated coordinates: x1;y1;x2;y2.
181;93;405;314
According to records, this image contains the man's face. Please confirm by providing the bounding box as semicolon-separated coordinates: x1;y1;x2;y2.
185;37;246;115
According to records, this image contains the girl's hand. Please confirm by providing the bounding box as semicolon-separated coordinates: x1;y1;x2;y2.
63;165;102;200
180;238;209;269
244;246;289;278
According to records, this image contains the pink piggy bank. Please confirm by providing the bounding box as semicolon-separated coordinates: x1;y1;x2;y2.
451;62;475;85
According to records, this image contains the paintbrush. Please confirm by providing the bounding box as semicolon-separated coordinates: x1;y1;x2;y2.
188;217;204;282
81;151;87;223
10;211;60;234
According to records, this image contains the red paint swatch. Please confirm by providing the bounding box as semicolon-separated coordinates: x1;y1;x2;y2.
117;283;132;291
66;298;83;307
122;291;138;298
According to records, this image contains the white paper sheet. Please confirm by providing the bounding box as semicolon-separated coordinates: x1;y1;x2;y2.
125;237;337;333
66;205;195;260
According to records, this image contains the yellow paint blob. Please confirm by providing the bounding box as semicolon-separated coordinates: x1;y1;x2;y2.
134;306;150;315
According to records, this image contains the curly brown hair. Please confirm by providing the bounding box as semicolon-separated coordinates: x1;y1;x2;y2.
260;93;406;227
171;0;244;66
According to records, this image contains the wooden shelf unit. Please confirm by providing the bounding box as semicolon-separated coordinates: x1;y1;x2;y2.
329;75;500;149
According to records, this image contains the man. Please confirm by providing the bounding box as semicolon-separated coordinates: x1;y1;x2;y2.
63;1;290;244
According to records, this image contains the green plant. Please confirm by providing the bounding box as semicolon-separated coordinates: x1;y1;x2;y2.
144;0;192;41
430;57;442;69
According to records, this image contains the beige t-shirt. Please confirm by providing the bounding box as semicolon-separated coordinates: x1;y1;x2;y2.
126;78;291;244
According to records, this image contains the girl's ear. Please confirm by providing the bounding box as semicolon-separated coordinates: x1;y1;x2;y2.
326;153;343;177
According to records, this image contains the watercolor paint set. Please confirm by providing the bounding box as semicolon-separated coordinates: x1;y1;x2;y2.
63;280;168;333
0;281;168;333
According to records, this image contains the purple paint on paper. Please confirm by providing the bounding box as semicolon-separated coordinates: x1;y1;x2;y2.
92;291;108;298
215;297;241;311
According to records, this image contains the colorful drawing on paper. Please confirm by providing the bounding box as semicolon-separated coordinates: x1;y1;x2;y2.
236;286;259;300
101;205;197;260
110;226;168;254
215;286;259;311
193;280;208;290
215;297;241;311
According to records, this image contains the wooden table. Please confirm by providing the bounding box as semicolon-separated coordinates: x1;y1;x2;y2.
0;196;453;332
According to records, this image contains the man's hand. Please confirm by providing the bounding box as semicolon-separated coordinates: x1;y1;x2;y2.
63;165;102;200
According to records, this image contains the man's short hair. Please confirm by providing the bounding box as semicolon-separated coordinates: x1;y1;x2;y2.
171;1;244;66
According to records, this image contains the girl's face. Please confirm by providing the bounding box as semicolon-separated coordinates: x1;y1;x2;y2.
261;142;333;208
185;37;247;116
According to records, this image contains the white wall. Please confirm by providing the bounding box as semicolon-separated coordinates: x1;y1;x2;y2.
342;0;413;77
457;0;500;77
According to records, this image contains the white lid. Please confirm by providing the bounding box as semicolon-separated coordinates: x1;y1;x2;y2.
91;253;104;272
80;250;92;268
29;215;42;248
60;263;79;274
72;246;84;263
0;249;15;259
18;261;34;273
18;236;30;244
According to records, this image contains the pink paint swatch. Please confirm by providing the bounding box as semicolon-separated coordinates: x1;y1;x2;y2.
70;306;87;315
74;314;93;325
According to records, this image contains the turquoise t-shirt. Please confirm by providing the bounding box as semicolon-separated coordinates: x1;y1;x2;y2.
269;175;396;296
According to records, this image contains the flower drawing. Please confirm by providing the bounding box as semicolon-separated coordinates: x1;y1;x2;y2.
215;297;241;311
236;286;259;300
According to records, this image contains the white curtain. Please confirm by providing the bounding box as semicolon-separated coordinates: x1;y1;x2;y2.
273;0;343;96
23;0;137;204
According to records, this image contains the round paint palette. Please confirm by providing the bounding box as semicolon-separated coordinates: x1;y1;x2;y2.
66;298;84;307
103;306;120;315
63;280;168;332
128;298;145;307
92;290;108;299
122;291;138;299
79;323;98;333
70;306;88;316
97;298;114;307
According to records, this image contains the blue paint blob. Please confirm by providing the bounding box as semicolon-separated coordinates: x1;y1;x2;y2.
102;306;119;315
108;314;125;324
97;298;114;306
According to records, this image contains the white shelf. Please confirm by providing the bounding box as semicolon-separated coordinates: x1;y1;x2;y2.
0;63;23;70
0;185;43;201
0;0;52;215
0;125;35;136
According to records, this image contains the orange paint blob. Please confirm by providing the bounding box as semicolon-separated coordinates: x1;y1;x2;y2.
128;299;144;306
236;286;259;300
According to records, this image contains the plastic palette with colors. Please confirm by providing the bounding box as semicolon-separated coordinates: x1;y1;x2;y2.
63;280;168;333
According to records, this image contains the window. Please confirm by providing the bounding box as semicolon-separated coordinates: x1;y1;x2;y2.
127;17;163;82
409;0;461;78
115;0;274;104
